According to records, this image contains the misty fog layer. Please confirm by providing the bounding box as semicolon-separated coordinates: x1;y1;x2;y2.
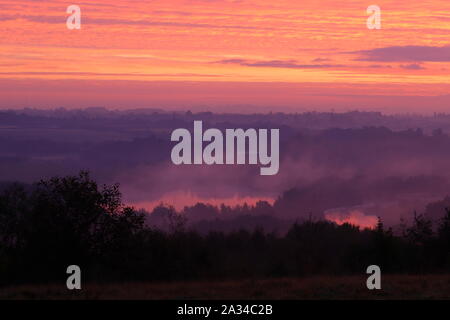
2;108;450;229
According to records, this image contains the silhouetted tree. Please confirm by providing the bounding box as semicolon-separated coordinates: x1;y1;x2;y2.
407;211;433;246
0;171;145;284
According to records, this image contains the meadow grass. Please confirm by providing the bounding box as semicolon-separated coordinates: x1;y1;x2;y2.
1;274;449;300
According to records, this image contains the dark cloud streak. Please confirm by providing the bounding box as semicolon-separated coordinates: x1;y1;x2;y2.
216;58;345;69
351;45;450;62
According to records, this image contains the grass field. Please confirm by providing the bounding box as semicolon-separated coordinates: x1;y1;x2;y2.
1;275;449;300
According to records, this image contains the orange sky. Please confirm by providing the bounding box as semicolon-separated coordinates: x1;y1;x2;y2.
1;0;450;112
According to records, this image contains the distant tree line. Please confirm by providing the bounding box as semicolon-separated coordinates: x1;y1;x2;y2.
0;172;450;285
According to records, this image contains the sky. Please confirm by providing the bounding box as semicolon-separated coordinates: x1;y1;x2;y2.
1;0;450;113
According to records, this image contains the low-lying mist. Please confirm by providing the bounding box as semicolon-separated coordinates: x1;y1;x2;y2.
2;108;450;229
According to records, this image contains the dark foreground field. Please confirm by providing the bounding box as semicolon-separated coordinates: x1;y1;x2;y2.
1;275;450;300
